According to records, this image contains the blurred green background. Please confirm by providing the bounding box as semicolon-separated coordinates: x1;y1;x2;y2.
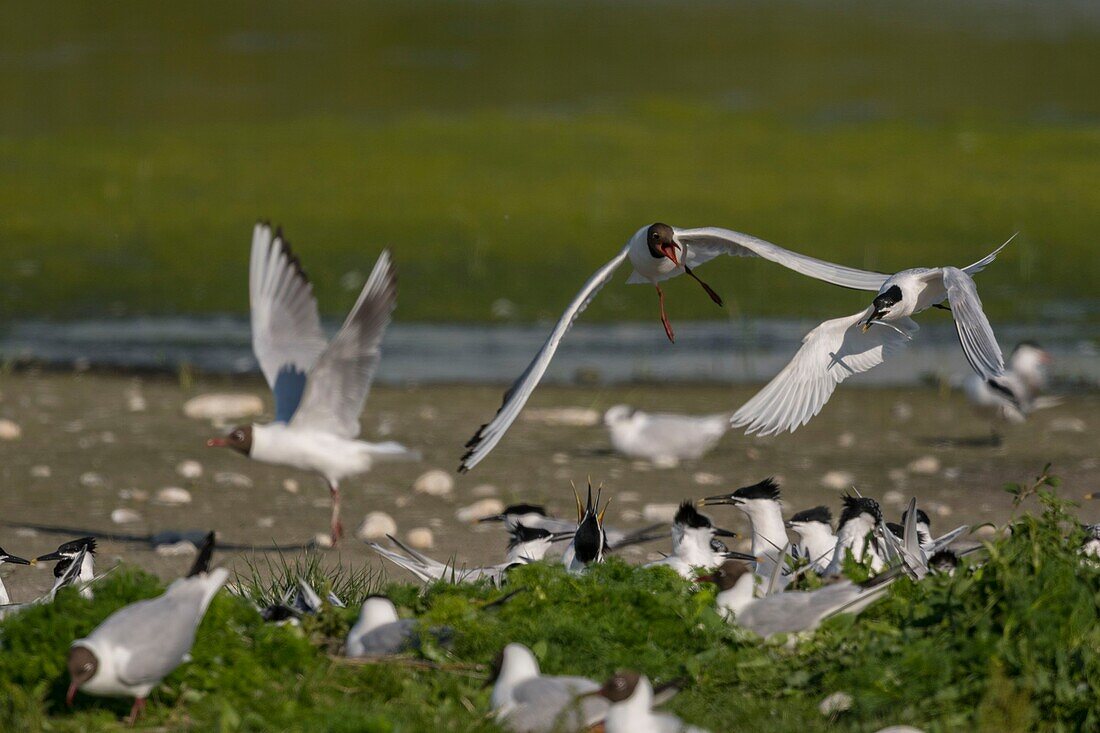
2;0;1098;323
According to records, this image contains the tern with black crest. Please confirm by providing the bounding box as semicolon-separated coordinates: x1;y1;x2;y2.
35;537;97;600
644;501;750;579
460;223;898;472
733;237;1013;436
786;506;837;574
206;223;417;544
0;546;31;605
699;478;788;580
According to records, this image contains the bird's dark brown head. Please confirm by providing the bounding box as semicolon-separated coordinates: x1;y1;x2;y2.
695;558;753;591
646;223;679;265
595;671;642;703
206;425;253;455
66;646;98;705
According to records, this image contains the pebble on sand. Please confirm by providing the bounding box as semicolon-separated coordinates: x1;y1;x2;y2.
643;503;679;523
283;478;300;494
406;528;435;549
257;516;275;528
837;432;856;448
819;691;853;716
176;460;204;479
0;419;22;441
882;490;905;506
471;484;499;498
692;472;722;486
155;487;193;505
80;472;107;488
110;508;142;524
651;455;680;469
155;541;197;557
183;393;264;422
30;465;51;478
118;488;149;502
314;533;334;549
356;511;398;540
907;456;941;475
214;472;253;488
521;407;600;427
413;469;455;498
1048;417;1087;433
455;498;504;523
820;470;855;490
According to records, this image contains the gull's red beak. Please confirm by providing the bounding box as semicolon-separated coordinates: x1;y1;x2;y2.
660;242;680;267
66;682;78;707
694;573;716;584
206;437;228;448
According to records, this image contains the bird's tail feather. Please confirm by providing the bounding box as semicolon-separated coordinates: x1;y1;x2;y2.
363;441;422;461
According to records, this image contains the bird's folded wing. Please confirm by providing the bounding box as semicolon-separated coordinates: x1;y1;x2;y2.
675;227;890;291
249;223;329;422
290;250;396;438
103;574;225;686
939;266;1004;381
459;244;631;472
732;308;917;436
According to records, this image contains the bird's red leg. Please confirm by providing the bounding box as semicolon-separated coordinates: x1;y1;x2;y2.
684;265;724;307
126;698;146;727
329;483;344;545
656;285;675;343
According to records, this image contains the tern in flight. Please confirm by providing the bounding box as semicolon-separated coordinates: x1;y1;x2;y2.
461;223;896;471
732;237;1013;436
208;223;417;544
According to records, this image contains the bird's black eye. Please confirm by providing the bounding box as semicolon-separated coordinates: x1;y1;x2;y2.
233;431;243;440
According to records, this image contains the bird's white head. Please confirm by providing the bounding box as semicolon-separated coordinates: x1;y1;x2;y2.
603;404;635;427
357;596;399;633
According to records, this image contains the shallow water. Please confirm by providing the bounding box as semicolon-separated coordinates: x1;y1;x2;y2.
0;372;1097;602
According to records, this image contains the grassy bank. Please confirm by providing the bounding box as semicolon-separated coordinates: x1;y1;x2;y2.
1;485;1097;731
2;1;1099;322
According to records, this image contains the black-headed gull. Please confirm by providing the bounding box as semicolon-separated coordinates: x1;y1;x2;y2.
460;223;894;472
207;223;416;543
733;238;1013;436
66;533;225;725
603;405;730;464
585;671;708;733
490;642;607;733
345;596;453;657
696;559;897;639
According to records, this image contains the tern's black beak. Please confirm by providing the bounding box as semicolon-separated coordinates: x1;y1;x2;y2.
478;514;506;523
861;309;885;333
549;531;575;544
713;527;738;539
698;494;741;507
34;551;65;563
1;554;31;566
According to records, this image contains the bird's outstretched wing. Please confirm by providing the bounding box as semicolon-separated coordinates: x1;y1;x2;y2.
290;250;396;439
938;266;1004;381
961;234;1015;276
249;223;328;422
674;227;891;291
732;308;918;436
460;245;631;472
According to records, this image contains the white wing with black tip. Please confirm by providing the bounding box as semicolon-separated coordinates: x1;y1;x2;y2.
290;250;397;439
249;223;328;422
459;244;631;472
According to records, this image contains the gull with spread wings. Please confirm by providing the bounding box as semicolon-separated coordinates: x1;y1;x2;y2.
460;222;891;471
731;237;1013;436
207;223;417;543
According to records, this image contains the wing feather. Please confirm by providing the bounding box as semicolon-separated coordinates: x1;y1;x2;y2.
675;227;890;291
732;308;917;435
941;267;1004;380
290;250;396;438
249;223;328;422
459;245;630;472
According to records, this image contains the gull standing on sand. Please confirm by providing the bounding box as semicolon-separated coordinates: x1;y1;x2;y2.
732;239;1013;436
603;405;730;465
66;533;225;725
963;342;1060;437
460;223;899;471
207;223;417;543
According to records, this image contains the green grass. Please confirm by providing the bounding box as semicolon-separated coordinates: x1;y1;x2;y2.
1;1;1099;323
2;481;1097;731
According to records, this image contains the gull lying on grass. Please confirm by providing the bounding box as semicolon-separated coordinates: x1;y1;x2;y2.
585;671;708;733
346;596;453;657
